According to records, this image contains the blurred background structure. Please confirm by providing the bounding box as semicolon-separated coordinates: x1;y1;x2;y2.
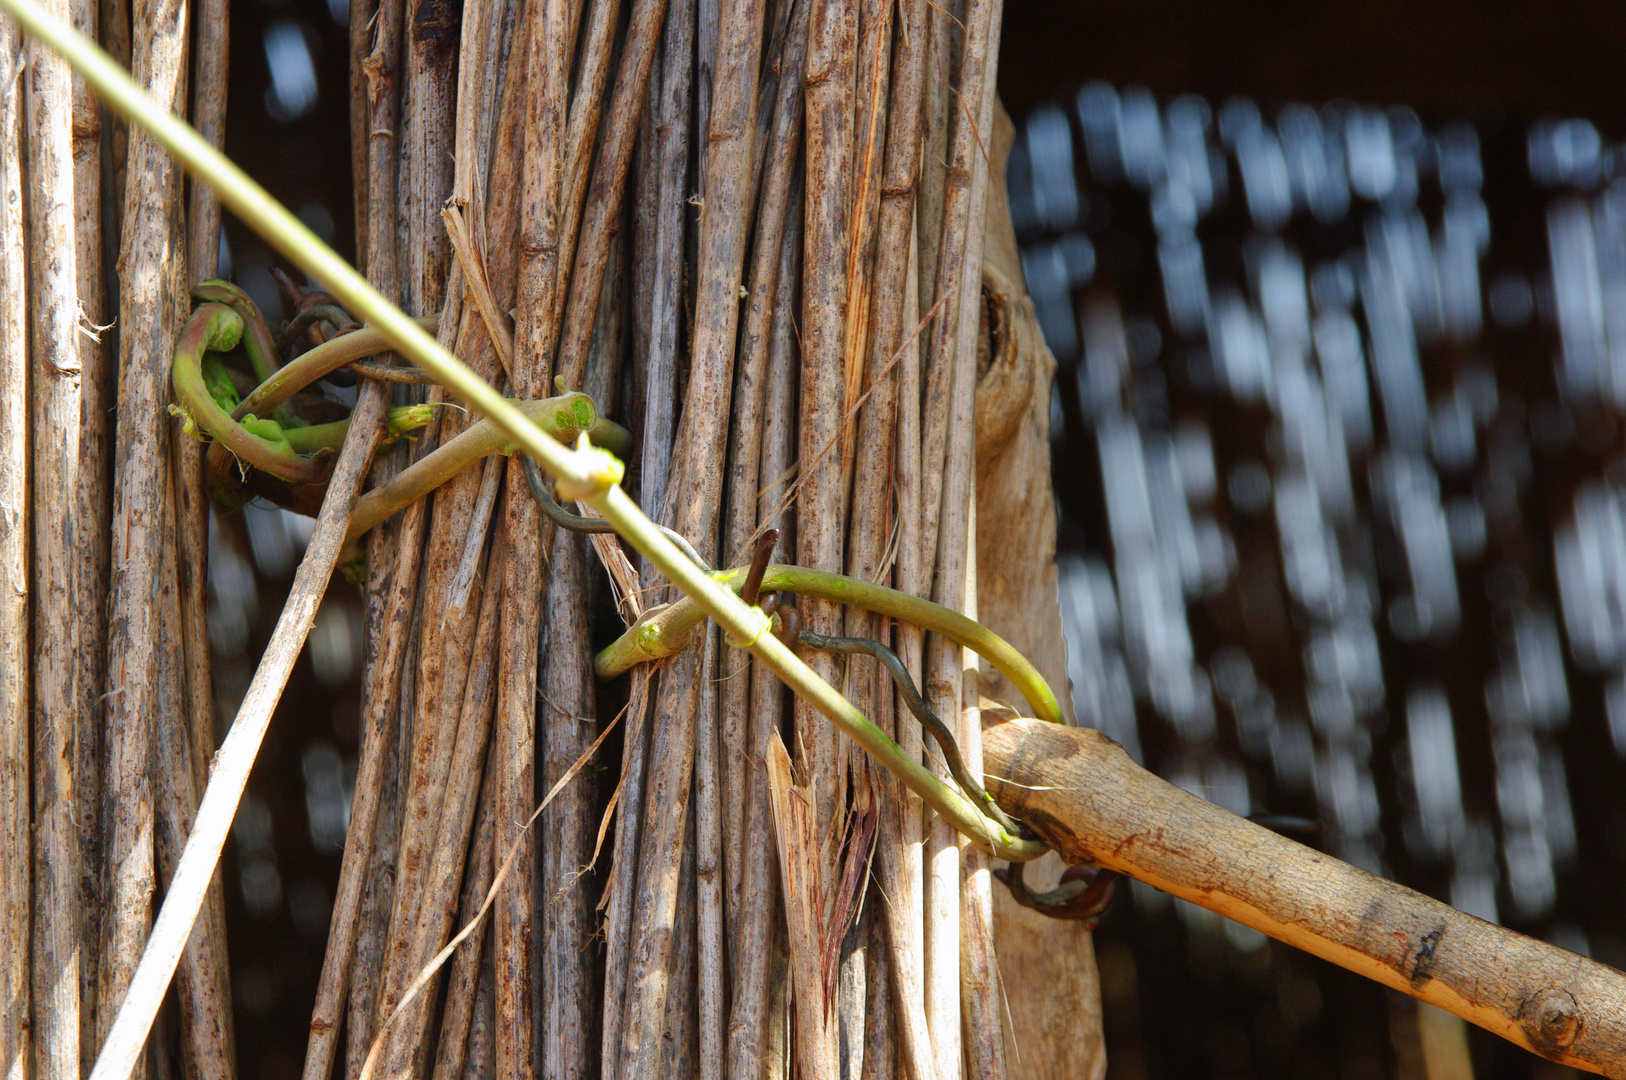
211;2;1626;1078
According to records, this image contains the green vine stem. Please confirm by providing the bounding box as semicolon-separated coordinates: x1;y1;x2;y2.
341;392;604;548
191;280;298;426
280;403;438;455
224;306;439;420
170;302;330;484
595;562;1067;726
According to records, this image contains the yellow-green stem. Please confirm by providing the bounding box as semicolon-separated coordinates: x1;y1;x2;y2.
595;563;1066;725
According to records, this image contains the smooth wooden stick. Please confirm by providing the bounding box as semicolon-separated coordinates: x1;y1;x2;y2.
981;718;1626;1077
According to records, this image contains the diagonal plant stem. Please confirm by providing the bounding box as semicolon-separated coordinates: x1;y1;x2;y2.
0;11;1053;1080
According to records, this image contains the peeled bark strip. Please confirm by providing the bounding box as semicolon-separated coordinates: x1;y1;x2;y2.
0;23;31;1078
26;3;84;1073
765;733;835;1080
101;0;189;1060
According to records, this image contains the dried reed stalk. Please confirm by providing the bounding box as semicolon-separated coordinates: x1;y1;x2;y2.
491;1;573;1075
100;0;189;1062
718;0;809;948
656;806;701;1080
543;0;620;365
597;666;653;1080
933;5;1004;1074
177;0;227;800
302;497;425;1080
615;643;701;1080
348;0;374;264
337;4;408;1075
152;506;233;1080
362;0;405;303
883;225;935;1080
723;174;804;1080
798;0;857;857
625;63;658;472
635;0;691;541
376;535;506;1080
541;526;597;1079
0;22;31;1078
400;0;458;315
862;915;897;1080
73;0;112;1055
835;0;892;484
553;0;670;387
686;2;770;1074
849;4;933;1074
168;6;237;1075
427;734;498;1080
26;2;87;1072
348;607;418;1080
606;3;699;1063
